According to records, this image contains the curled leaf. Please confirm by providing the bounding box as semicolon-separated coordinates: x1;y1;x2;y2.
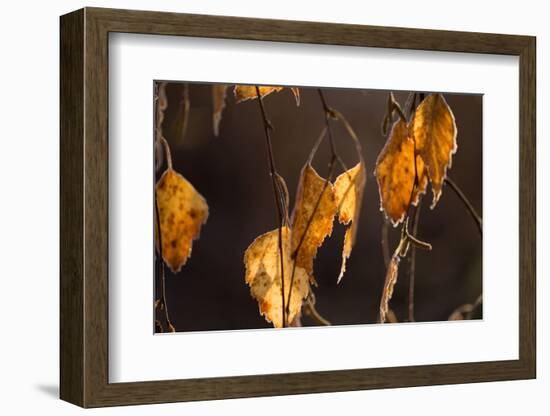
333;162;366;283
412;93;457;208
212;84;227;136
156;168;209;273
379;255;400;323
244;226;309;328
291;164;337;284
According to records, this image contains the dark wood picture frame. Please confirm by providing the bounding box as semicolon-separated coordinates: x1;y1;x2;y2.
60;7;536;408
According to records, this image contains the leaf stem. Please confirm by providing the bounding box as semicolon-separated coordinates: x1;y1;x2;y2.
255;86;287;328
155;192;175;332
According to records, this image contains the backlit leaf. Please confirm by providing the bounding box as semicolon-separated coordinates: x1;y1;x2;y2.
212;84;227;136
244;226;310;328
374;119;414;225
412;93;457;208
379;255;400;323
156;168;209;273
333;162;366;283
290;164;337;285
234;85;283;103
374;119;427;225
234;85;301;106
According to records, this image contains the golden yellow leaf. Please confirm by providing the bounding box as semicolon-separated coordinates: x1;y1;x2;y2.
379;255;400;323
234;85;283;103
374;119;415;225
233;85;301;106
244;226;310;328
333;162;366;282
374;119;428;225
212;84;228;136
290;164;337;285
412;154;428;206
156;168;209;273
412;93;457;208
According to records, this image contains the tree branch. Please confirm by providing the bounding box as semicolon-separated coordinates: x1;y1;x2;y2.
255;86;288;327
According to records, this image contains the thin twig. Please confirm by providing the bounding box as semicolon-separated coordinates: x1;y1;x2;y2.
177;83;190;145
408;201;422;322
445;176;482;236
155;192;175;332
154;82;175;332
465;294;483;319
303;294;331;326
255;86;287;328
318;89;348;172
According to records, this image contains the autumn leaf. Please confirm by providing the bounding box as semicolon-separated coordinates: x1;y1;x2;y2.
374;119;427;225
156;168;209;273
333;162;366;283
412;93;457;208
212;84;227;136
234;85;301;105
244;226;310;328
379;255;400;323
290;164;337;285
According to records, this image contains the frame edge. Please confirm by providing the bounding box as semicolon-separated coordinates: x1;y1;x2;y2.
60;8;86;408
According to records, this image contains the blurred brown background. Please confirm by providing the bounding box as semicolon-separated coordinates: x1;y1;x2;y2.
155;82;482;332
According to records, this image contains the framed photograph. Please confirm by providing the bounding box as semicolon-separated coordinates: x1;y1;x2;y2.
60;7;536;408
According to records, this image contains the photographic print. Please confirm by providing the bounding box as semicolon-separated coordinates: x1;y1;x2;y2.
153;82;482;333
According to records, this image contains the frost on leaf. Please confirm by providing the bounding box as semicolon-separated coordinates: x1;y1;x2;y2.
333;162;366;283
155;168;209;273
374;119;427;226
244;226;310;328
234;85;301;105
290;164;337;285
379;255;400;323
412;93;457;208
212;84;228;136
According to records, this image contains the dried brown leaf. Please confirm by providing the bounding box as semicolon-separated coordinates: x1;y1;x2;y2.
212;84;227;136
379;255;400;323
156;168;209;273
333;162;366;282
412;93;457;208
244;226;310;328
291;164;337;284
